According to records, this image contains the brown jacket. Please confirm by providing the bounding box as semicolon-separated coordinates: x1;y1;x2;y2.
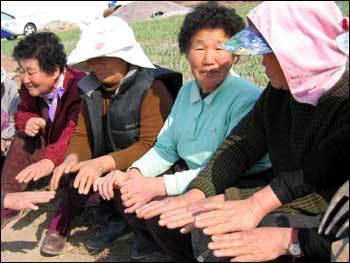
68;79;174;170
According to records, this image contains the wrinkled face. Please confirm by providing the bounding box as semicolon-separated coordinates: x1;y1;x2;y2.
262;53;289;90
18;58;59;97
187;28;236;93
86;57;128;87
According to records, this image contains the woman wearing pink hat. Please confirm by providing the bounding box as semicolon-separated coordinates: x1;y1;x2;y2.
145;1;349;262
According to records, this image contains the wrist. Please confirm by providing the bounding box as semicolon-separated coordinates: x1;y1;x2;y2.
98;155;116;174
41;158;55;171
186;189;206;202
252;185;282;217
153;176;166;196
66;153;79;163
286;227;303;258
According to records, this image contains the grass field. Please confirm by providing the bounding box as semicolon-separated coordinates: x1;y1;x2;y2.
1;1;348;86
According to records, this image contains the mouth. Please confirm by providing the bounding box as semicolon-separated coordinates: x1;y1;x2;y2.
201;70;221;76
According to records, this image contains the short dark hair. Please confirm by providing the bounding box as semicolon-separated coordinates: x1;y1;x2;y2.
12;32;67;74
178;1;245;55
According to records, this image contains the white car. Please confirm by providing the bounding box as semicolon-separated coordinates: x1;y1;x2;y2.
1;11;39;39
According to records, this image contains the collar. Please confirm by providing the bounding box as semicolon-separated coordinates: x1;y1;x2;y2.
78;65;139;97
41;70;66;104
190;73;232;106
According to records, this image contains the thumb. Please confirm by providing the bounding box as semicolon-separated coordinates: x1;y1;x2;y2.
70;162;82;173
28;203;39;210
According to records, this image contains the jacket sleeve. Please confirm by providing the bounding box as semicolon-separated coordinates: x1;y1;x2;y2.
42;93;82;166
298;228;332;260
66;103;93;162
269;124;349;204
109;80;174;171
187;89;268;197
14;85;41;135
43;120;77;166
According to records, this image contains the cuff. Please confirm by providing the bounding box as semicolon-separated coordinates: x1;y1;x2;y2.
163;174;179;195
187;177;217;197
224;187;243;201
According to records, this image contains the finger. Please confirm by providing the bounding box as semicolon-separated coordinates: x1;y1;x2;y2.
73;171;82;189
195;214;227;229
165;216;195;229
120;183;133;194
23;171;36;184
208;240;241;250
33;170;46;181
121;193;129;202
97;180;107;200
212;232;242;242
123;197;137;208
203;222;235;236
82;175;93;195
70;162;83;174
38;119;46;128
51;169;63;191
180;222;195;234
93;177;100;192
107;179;115;199
102;179;111;200
28;203;39;210
195;209;224;221
137;202;165;219
203;202;225;210
125;202;143;214
78;174;88;194
160;207;189;220
213;247;246;258
15;168;30;182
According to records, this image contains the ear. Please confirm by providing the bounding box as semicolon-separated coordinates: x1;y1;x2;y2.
51;65;61;80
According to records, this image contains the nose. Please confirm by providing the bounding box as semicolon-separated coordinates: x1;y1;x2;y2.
203;49;216;66
21;73;31;85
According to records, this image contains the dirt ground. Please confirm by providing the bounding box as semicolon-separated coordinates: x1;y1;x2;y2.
1;184;173;262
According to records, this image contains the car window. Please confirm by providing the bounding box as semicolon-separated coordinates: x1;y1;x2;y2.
1;12;15;21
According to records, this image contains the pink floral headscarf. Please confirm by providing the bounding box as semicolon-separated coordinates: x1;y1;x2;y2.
248;1;348;105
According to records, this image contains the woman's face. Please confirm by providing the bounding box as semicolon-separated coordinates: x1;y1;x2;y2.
18;58;60;97
86;57;128;88
187;28;236;93
262;54;289;90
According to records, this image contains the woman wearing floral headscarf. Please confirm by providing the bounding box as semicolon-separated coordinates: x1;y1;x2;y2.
150;1;349;261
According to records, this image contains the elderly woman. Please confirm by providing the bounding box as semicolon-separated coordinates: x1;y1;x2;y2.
1;32;84;228
41;17;181;257
152;2;349;262
94;2;271;261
